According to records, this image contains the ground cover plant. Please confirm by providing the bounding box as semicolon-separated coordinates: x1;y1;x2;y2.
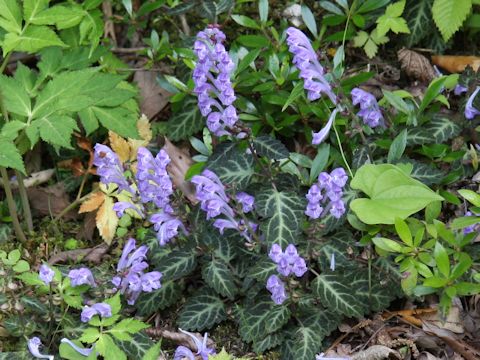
1;0;480;359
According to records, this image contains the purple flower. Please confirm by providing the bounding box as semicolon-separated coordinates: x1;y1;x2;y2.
192;170;234;220
174;329;216;360
266;274;288;305
236;192;255;213
463;211;478;235
60;338;94;357
193;27;238;137
351;88;383;128
312;109;337;145
306;167;348;219
112;201;143;218
81;303;112;323
150;212;186;246
454;84;468;95
269;244;283;263
286;27;336;104
292;257;308;277
268;244;307;278
465;86;480;120
68;268;96;287
39;264;54;286
93;144;131;192
140;271;162;292
28;337;53;360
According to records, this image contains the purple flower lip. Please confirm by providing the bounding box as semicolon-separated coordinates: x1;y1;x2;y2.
80;302;112;323
351;87;384;128
39;264;55;286
465;86;480;120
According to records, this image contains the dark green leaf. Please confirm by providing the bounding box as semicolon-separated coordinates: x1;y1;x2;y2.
177;289;227;331
202;259;238;299
155;249;197;280
135;280;184;315
253;136;289;160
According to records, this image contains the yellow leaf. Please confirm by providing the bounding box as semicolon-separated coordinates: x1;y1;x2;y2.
79;191;106;213
109;131;131;163
96;196;119;244
128;114;152;161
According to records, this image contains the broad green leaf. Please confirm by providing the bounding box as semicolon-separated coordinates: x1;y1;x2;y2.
259;0;268;22
96;334;126;360
256;189;305;247
3;25;67;55
382;90;411;114
0;0;22;33
310;144;330;183
79;327;100;343
387;129;407;163
235;48;261;75
253;333;283;354
434;241;450;277
373;237;404;252
31;4;85;29
395;217;412;245
418;76;448;113
451;253;472;280
253;135;289;160
202;259;238;299
458;189;480;207
236;35;269;48
135;280;184;316
33;115;78;149
207;142;254;189
451;215;480;230
23;0;48;21
432;0;472;41
92;106;139;139
115;333;155;360
166;97;204;141
231;14;260;29
177;290;227;331
155;249;197;280
0;75;31;116
0;139;25;173
312;273;366;317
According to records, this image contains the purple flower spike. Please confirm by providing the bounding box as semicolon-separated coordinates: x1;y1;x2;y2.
93;144;131;192
39;264;54;286
269;244;283;263
236;192;255;213
286;27;337;104
150;212;186;246
351;88;383;128
193;27;238;137
68;268;96;287
465;86;480;120
312;109;338;145
266;274;288;305
28;337;53;360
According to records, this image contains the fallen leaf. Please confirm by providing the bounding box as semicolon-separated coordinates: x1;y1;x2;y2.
398;48;436;83
27;183;77;219
95;196;118;244
133;70;171;119
58;158;86;176
351;345;401;360
420;305;464;334
79;191;106;213
109;131;131;164
432;55;480;73
48;243;109;265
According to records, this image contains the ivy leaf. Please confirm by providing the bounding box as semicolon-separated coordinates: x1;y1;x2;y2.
166;97;205;141
432;0;472;41
202;259;238;299
248;257;277;282
135;280;184;316
155;249;197;280
376;0;410;36
256;189;306;247
0;138;25;173
312;273;367;318
253;136;289;160
177;289;227;331
315;230;356;271
0;0;22;33
96;195;119;244
2;25;67;55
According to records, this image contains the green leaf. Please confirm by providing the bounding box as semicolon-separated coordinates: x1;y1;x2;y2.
253;135;289;160
0;75;31;116
60;340;95;360
79;327;100;343
23;0;48;21
31;5;85;29
20;296;47;314
12;259;29;273
408;160;444;185
248;257;277;282
395;218;412;245
109;319;149;341
202;259;238;299
236;35;269;48
259;0;268;22
207;142;254;189
434;241;450;277
282;81;305;111
301;5;317;36
350;164;443;224
373;237;404;252
0;0;22;33
231;14;260;29
155;249;197;280
312;273;367;317
0;139;25;173
166;95;202;134
78;107;99;136
96;334;126;360
235;48;261;75
458;189;480;207
418;77;448;113
115;333;155;360
104;293;122;315
256;189;305;247
290;325;322;359
177;289;227;331
432;0;472;41
1;120;26;141
376;0;410;36
92;106;139;139
141;342;161;360
253;333;283;354
382;90;411;114
3;25;67;55
451;215;480;230
135;280;184;316
33;115;78;149
387;129;407;163
451;253;472;280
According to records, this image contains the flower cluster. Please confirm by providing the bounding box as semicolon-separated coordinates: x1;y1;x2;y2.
306;167;348;219
173;328;216;360
266;244;307;305
191;169;257;241
112;238;162;305
39;264;54;286
463;211;479;235
193;27;239;137
80;302;112;323
68;267;96;287
465;86;480;120
351;88;383;128
286;27;337;104
93;144;131;193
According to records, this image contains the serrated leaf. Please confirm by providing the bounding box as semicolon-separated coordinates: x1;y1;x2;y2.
109;318;149;341
202;259;238;299
432;0;472;41
291;325;322;359
92;106;139;139
23;0;48;21
0;0;22;33
404;0;433;47
30;5;85;29
156;249;197;280
79;191;106;213
78;107;99;136
207;142;254;189
253;136;289;160
135;280;184;315
256;189;305;247
238;298;282;342
3;25;67;55
315;230;356;271
96;334;126;360
248;257;277;282
109;131;131;163
376;0;410;36
406;117;460;145
253;333;283;353
0;75;31;116
34;115;79;149
96;195;119;244
177;290;227;331
166;97;204;141
115;333;154;360
312;273;367;317
0;139;25;173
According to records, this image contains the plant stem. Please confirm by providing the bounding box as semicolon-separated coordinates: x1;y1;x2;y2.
332;123;354;178
0;53;11;74
53;192;91;223
0;167;27;244
15;171;33;232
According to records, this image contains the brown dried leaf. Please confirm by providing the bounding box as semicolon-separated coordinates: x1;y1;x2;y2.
48;243;108;265
398;48;436;83
27;183;77;219
128;114;152;161
109;131;131;163
420;305;464;334
133;70;171;119
57;158;85;177
351;345;401;360
79;191;106;214
432;55;480;73
95;196;118;244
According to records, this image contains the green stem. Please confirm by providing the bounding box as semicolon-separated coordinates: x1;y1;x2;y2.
332;123;354;178
15;171;33;232
53;192;91;223
0;167;27;244
0;53;11;74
